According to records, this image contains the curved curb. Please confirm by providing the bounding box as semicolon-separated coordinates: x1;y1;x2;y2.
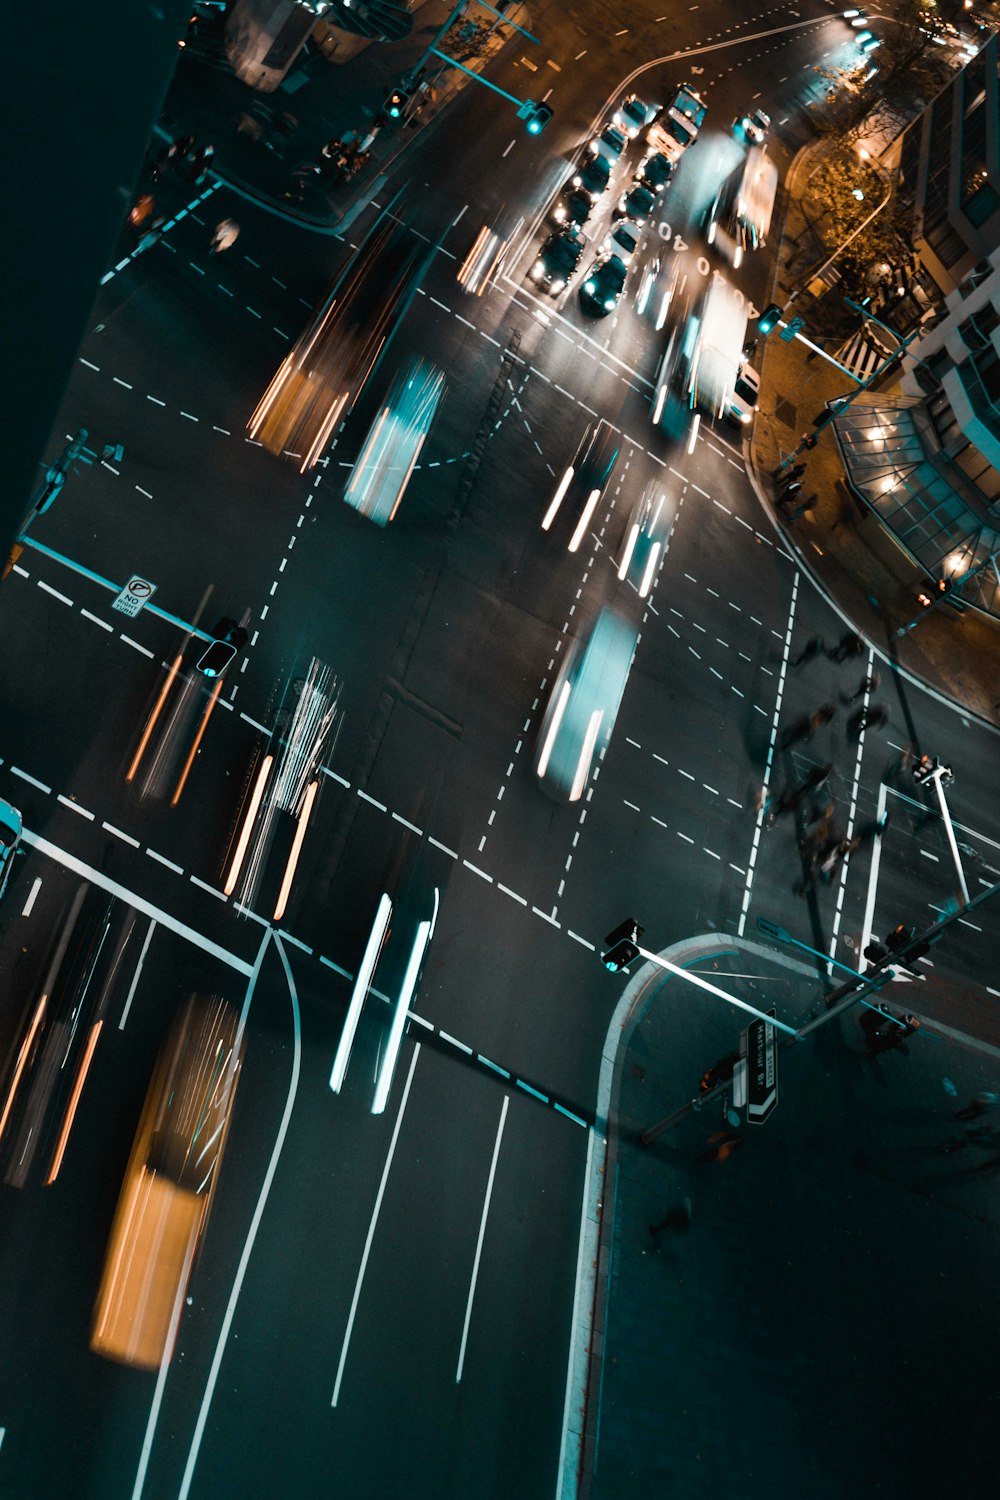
558;933;817;1500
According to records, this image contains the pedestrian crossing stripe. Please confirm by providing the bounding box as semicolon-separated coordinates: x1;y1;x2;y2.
834;328;895;382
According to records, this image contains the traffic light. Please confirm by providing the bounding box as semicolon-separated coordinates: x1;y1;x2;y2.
385;88;410;120
758;304;783;336
526;102;553;135
602;918;644;973
911;754;953;786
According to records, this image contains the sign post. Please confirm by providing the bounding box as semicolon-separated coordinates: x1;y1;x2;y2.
112;576;157;618
746;1006;778;1125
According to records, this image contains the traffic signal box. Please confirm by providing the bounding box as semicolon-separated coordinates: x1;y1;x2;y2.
602;919;645;973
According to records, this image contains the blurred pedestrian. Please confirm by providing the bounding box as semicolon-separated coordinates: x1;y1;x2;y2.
809;703;837;733
830;631;865;663
778;462;807;487
848;703;889;740
956;1092;1000;1121
779;714;813;749
128;192;156;229
649;1197;693;1238
842;670;881;704
783;494;815;520
700;1052;739;1093
791;635;825;668
700;1130;744;1163
210;218;240;254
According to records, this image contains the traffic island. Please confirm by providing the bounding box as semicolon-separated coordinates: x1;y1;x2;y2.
571;932;1000;1500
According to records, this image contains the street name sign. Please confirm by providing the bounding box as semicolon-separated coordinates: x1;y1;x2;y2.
112;576;156;618
746;1007;778;1125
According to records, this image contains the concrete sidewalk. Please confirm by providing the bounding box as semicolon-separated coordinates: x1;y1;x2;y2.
748;146;1000;730
575;935;1000;1500
157;4;528;227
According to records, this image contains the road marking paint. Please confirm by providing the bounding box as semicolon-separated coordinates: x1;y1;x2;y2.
919;848;940;861
330;1042;421;1407
456;1094;509;1383
120;635;154;658
392;812;423;835
119;917;157;1030
38;581;73;606
80;607;114;631
357;790;387;812
320;766;352;789
146;849;184;875
498;883;528;906
624;800;640;812
651;815;668;829
429;837;458;858
532;906;560;926
189;874;227;900
103;820;140;847
57;795;95;820
677;831;694;844
440;1030;474;1055
568;931;595;951
464;860;493;882
11;767;52;793
319;954;353;980
21;876;42;917
24;829;253;975
478;1055;511;1077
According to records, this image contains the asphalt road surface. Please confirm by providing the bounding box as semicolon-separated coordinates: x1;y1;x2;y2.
1;5;997;1499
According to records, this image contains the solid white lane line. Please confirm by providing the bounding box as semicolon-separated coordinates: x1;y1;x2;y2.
175;930;295;1500
456;1094;510;1383
22;830;253;976
828;653;874;966
860;782;889;955
331;1044;421;1407
119;917;156;1030
21;877;42;917
738;572;799;937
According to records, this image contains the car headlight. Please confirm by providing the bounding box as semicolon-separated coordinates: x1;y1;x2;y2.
554;205;566;221
604;297;616;310
551;278;565;293
739;410;752;424
533;260;545;278
584;279;596;294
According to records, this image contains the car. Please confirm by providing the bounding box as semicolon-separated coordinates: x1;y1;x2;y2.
735;108;770;144
542;419;621;552
457;225;507;295
573;152;612;196
0;799;22;903
729;359;761;425
614;94;658;138
343;356;445;524
617;485;672;599
534;607;639;801
91;994;243;1370
579;252;628;315
604;219;641;266
552;184;594;229
635;151;675;193
588;125;627;164
532;228;585;293
197;617;248;678
614;183;656;226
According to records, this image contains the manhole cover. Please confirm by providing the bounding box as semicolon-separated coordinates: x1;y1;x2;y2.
775;396;798;429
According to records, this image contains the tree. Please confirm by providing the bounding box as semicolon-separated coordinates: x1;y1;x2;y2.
811;0;955;136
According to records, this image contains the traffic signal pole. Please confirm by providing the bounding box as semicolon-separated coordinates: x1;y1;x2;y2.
402;0;538;92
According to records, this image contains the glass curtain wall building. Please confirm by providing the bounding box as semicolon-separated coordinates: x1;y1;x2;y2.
832;35;1000;621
